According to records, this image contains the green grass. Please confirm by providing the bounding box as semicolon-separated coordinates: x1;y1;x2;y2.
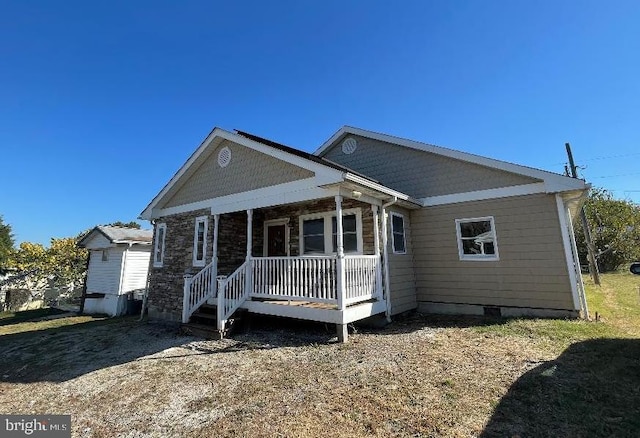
584;270;640;337
473;271;640;348
0;307;68;326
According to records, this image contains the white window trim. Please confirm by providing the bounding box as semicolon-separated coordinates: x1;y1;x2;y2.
455;216;499;261
263;218;291;257
192;216;208;267
390;212;407;255
153;223;167;267
298;208;363;255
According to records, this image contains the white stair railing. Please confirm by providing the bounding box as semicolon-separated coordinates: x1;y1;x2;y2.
217;261;250;333
182;261;216;323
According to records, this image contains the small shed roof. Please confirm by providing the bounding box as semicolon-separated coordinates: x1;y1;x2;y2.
78;226;153;248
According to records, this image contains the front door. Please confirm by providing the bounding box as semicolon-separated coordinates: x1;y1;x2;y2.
266;224;288;256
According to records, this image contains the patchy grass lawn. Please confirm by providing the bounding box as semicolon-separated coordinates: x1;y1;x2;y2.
0;307;68;326
0;273;638;437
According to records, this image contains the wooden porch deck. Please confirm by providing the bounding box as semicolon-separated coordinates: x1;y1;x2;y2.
241;296;387;325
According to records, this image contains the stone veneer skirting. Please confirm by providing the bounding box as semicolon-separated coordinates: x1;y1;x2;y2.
147;197;377;322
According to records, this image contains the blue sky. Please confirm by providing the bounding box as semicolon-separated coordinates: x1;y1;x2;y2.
1;1;639;245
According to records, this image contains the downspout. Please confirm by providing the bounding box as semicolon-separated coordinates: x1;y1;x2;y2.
381;196;398;322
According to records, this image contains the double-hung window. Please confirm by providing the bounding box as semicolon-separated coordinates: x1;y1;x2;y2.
455;216;499;260
153;223;167;267
193;216;208;267
391;213;406;254
300;209;362;255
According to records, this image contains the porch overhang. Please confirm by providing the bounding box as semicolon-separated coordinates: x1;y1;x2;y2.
145;173;419;219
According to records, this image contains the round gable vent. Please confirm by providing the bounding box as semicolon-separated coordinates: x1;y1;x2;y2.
341;137;358;155
218;146;231;168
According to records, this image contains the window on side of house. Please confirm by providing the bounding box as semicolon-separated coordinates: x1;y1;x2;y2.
193;216;208;267
300;209;362;255
391;212;406;254
153;223;167;267
101;249;109;262
455;216;499;261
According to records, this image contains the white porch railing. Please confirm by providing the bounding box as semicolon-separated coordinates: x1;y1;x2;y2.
344;255;381;305
182;255;383;330
251;256;338;303
250;255;381;307
217;261;249;332
182;262;216;323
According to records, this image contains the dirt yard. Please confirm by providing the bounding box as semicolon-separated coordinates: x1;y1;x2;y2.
0;273;638;437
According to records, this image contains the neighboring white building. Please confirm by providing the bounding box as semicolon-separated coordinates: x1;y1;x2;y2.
78;226;153;316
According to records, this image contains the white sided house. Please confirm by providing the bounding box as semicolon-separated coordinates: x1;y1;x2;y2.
79;226;153;316
140;126;589;341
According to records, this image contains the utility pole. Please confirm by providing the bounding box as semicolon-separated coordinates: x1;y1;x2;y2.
566;142;601;286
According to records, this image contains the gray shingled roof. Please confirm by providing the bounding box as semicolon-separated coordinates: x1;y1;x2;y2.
98;226;153;243
78;226;153;247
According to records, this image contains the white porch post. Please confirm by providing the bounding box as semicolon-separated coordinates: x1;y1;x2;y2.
245;209;253;295
211;214;220;298
335;195;348;342
182;274;193;323
335;195;346;311
380;206;392;321
372;205;383;301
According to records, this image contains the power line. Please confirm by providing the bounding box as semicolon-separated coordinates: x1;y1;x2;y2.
588;171;640;179
548;151;640;166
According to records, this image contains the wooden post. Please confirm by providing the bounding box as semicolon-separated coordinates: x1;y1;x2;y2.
335;195;346;311
78;251;91;314
337;323;348;343
566;143;600;285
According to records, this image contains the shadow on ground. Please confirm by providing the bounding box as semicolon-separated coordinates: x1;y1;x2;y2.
0;317;198;384
0;315;342;384
480;338;640;438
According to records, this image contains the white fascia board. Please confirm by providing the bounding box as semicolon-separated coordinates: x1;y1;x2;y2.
421;183;547;206
316;126;588;191
112;240;152;245
140;128;345;220
151;177;340;218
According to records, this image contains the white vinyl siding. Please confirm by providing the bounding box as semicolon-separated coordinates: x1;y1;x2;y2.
121;247;152;292
154;223;166;267
86;248;124;295
193;216;208;267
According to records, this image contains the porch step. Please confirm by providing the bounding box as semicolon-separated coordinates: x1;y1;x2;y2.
181;322;219;339
198;303;217;314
